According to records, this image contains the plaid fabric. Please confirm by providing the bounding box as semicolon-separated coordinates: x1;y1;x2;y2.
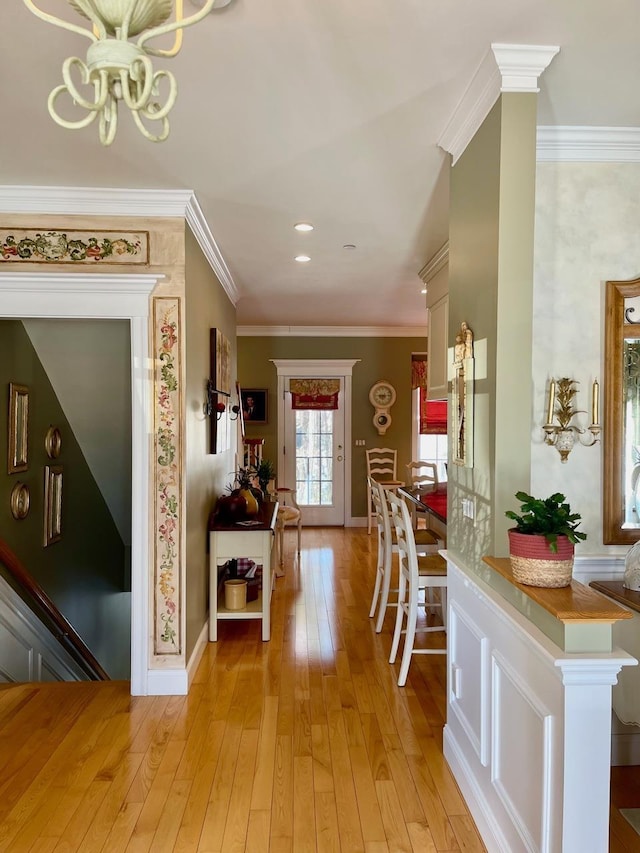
236;558;263;586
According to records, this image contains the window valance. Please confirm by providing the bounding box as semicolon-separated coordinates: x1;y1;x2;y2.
290;378;340;410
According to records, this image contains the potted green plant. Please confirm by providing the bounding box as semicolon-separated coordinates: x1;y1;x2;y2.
256;459;276;498
505;491;587;588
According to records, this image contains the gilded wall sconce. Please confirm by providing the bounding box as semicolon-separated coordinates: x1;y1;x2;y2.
543;377;601;462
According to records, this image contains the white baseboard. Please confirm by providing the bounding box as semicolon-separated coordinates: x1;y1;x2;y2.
187;620;209;688
573;555;625;584
443;726;510;853
347;516;367;528
146;667;188;695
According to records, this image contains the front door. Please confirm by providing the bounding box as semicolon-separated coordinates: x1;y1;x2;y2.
282;382;345;525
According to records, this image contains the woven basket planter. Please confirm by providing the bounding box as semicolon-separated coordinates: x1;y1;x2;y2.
507;529;574;588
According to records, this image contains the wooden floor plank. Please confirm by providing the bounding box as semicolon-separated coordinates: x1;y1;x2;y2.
0;527;490;853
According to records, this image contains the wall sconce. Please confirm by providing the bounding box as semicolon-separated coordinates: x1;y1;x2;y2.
229;404;241;421
543;377;601;463
204;380;228;419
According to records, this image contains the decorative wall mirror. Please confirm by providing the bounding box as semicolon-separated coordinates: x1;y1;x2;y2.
604;277;640;544
451;321;474;468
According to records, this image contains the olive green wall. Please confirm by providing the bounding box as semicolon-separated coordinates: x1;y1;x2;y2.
237;335;426;518
0;320;129;678
185;229;237;659
448;93;537;567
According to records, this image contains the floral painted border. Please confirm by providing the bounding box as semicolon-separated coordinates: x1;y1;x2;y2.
153;298;182;655
0;229;149;264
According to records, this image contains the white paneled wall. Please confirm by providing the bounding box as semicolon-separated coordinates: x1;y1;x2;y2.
0;575;86;683
444;555;635;853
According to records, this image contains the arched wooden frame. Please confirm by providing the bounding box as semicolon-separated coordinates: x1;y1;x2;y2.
604;277;640;544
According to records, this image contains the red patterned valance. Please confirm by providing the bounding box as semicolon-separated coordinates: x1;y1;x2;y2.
290;379;340;410
420;391;447;435
411;354;427;389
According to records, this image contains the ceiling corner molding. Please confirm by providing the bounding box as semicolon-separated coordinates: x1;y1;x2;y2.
419;242;449;283
184;195;239;305
0;185;239;305
437;50;501;166
438;43;559;165
491;44;559;93
0;185;195;217
536;127;640;162
237;325;427;338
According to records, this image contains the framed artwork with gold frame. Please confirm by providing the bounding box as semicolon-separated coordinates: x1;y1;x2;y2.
44;465;63;547
8;383;29;474
451;322;474;468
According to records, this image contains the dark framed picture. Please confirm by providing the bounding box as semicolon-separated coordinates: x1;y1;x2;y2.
241;389;268;424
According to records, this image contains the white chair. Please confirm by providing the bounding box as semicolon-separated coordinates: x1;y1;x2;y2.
369;478;439;634
387;490;447;686
366;447;404;534
405;460;439;531
275;487;302;569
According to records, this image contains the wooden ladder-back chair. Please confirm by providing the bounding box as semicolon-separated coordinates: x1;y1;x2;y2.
387;490;447;686
369;479;439;634
366;447;404;534
275;487;302;569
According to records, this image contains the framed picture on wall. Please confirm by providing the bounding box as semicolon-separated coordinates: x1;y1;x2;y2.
241;389;268;424
8;383;29;474
208;328;231;454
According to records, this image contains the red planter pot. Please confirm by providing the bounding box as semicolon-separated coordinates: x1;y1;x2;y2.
507;529;574;588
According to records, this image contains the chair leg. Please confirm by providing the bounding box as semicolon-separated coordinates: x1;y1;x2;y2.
389;572;406;664
297;520;301;554
375;546;393;633
369;533;384;619
398;588;419;687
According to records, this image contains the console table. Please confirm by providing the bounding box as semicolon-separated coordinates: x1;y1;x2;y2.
208;501;278;641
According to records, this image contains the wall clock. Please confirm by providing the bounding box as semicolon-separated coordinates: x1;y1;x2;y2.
369;380;396;435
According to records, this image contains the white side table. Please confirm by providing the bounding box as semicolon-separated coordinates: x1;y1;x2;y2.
208;501;278;641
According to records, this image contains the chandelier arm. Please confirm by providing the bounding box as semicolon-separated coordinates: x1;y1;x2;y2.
143;0;183;58
60;58;109;112
48;84;99;130
22;0;97;41
139;70;177;120
137;0;216;53
98;94;119;146
119;59;155;111
131;108;170;143
118;0;141;42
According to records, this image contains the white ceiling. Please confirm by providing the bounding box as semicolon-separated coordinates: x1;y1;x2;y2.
3;0;640;328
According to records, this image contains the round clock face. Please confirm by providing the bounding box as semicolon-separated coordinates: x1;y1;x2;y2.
369;381;396;408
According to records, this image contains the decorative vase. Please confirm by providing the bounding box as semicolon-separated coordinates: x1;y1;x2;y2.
623;540;640;590
240;488;259;516
507;529;574;588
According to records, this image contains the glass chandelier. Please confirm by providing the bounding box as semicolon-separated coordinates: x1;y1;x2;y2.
22;0;225;145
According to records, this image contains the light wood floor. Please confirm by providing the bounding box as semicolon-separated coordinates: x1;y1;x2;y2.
0;527;485;852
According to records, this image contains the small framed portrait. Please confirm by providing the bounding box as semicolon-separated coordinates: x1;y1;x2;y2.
241;389;268;424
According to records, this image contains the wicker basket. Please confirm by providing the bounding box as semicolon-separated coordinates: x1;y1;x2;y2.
507;529;574;588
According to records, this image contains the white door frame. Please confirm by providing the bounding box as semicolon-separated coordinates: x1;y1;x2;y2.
0;271;160;695
272;359;360;526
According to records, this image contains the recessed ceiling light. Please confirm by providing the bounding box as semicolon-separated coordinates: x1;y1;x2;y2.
295;255;311;263
294;222;314;232
421;288;427;294
343;243;356;250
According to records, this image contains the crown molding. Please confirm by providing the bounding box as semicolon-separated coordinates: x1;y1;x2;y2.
438;43;559;165
536;126;640;162
0;185;239;305
491;44;559;93
237;325;427;338
184;194;239;304
419;241;449;283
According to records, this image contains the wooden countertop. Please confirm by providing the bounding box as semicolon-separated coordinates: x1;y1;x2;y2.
589;580;640;615
483;556;632;624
